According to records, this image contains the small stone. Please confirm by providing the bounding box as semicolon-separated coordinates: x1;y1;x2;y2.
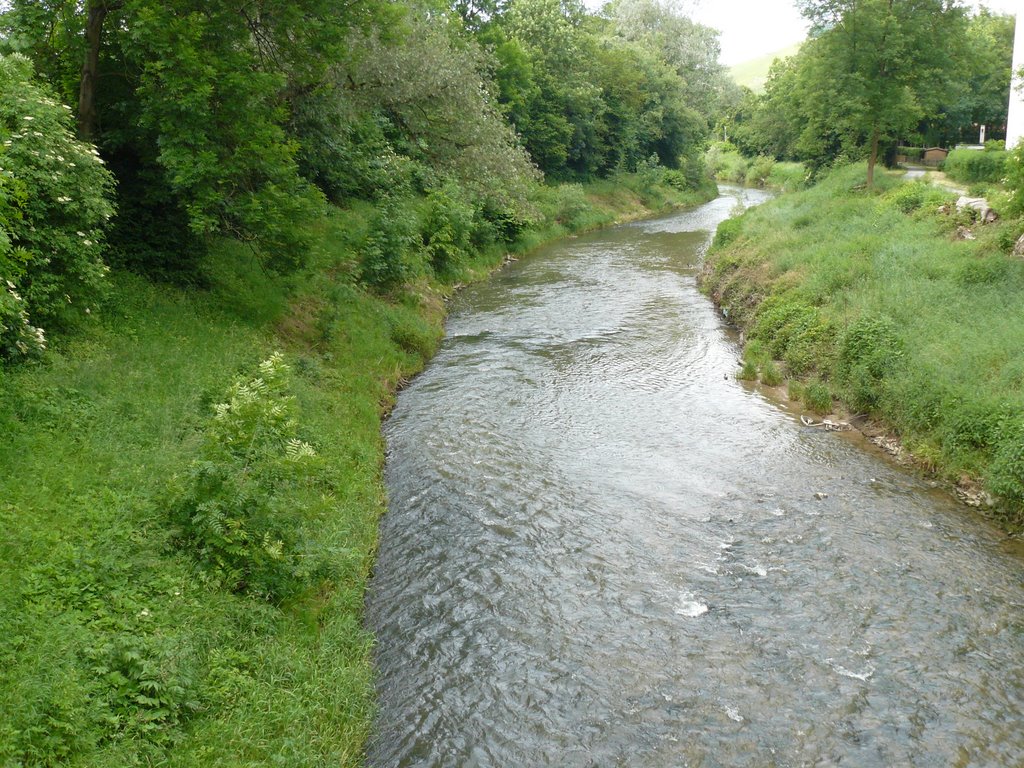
813;492;829;500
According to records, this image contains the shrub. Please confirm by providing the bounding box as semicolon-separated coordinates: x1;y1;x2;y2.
987;417;1024;521
737;358;758;381
0;53;115;342
713;216;744;249
836;316;904;411
421;184;474;276
1;279;45;360
761;359;783;386
744;156;776;187
169;353;333;601
750;295;830;374
768;162;808;192
803;380;833;413
883;181;951;214
358;198;421;289
943;148;1008;184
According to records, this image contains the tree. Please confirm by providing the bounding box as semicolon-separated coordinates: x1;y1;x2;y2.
796;0;968;187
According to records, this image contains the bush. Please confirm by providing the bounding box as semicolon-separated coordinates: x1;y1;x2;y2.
421;184;474;276
836;316;904;411
358;198;421;289
803;380;833;413
768;162;808;192
169;353;333;601
943;148;1008;184
0;53;115;343
713;216;744;249
1;279;45;360
761;359;783;386
897;146;924;161
987;417;1024;520
750;295;831;375
883;181;951;214
744;156;776;187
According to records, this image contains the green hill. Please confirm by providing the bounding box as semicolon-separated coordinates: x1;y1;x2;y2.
729;42;803;91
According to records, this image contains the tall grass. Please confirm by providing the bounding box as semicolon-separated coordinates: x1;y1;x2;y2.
701;162;1024;530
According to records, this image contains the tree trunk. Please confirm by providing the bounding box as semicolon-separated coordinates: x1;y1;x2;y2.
867;126;880;189
77;1;109;142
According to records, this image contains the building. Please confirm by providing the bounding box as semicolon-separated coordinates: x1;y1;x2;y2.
922;147;949;166
1006;10;1024;149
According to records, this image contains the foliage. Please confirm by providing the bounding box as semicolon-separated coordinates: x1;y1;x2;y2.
919;10;1014;147
836;315;904;411
882;181;951;214
357;198;421;289
943;148;1008;184
343;14;540;213
724;2;1001;185
802;380;833;413
744;156;776;187
702;163;1024;526
0;53;114;345
794;0;967;184
169;353;331;601
127;2;327;272
421;184;476;276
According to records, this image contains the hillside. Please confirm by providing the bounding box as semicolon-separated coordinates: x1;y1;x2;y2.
729;42;803;91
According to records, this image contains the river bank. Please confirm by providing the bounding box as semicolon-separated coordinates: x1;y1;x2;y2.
0;172;715;766
700;162;1024;533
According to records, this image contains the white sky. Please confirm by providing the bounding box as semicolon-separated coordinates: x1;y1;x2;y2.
585;0;1024;67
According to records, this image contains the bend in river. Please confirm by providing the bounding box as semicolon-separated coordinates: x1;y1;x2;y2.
367;186;1024;767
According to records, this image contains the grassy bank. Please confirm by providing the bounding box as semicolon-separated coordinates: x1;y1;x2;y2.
700;163;1024;531
704;143;807;193
0;172;713;767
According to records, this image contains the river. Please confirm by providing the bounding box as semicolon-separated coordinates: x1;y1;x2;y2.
366;186;1024;767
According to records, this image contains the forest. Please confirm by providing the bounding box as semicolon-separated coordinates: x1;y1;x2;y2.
0;0;1021;765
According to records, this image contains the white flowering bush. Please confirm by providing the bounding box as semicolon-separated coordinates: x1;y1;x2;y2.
0;53;114;348
0;279;46;359
169;354;331;601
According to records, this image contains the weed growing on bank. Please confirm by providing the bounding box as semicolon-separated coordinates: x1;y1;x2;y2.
701;162;1024;529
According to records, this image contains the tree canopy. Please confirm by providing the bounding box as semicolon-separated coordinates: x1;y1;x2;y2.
723;1;1008;187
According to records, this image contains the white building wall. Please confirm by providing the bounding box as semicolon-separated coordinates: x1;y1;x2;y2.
1006;8;1024;149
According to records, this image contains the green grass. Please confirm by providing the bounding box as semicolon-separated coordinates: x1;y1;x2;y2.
0;171;713;766
701;162;1024;530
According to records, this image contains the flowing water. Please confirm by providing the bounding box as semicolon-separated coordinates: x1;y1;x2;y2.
367;187;1024;767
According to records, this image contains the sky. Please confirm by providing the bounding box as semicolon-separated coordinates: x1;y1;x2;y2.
610;0;1024;67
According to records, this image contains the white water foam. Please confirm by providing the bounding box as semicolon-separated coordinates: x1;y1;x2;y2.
826;658;875;681
675;592;709;618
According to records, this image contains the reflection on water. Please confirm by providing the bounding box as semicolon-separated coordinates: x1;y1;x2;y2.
367;187;1024;767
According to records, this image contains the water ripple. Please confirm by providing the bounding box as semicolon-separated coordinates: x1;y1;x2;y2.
367;187;1024;768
